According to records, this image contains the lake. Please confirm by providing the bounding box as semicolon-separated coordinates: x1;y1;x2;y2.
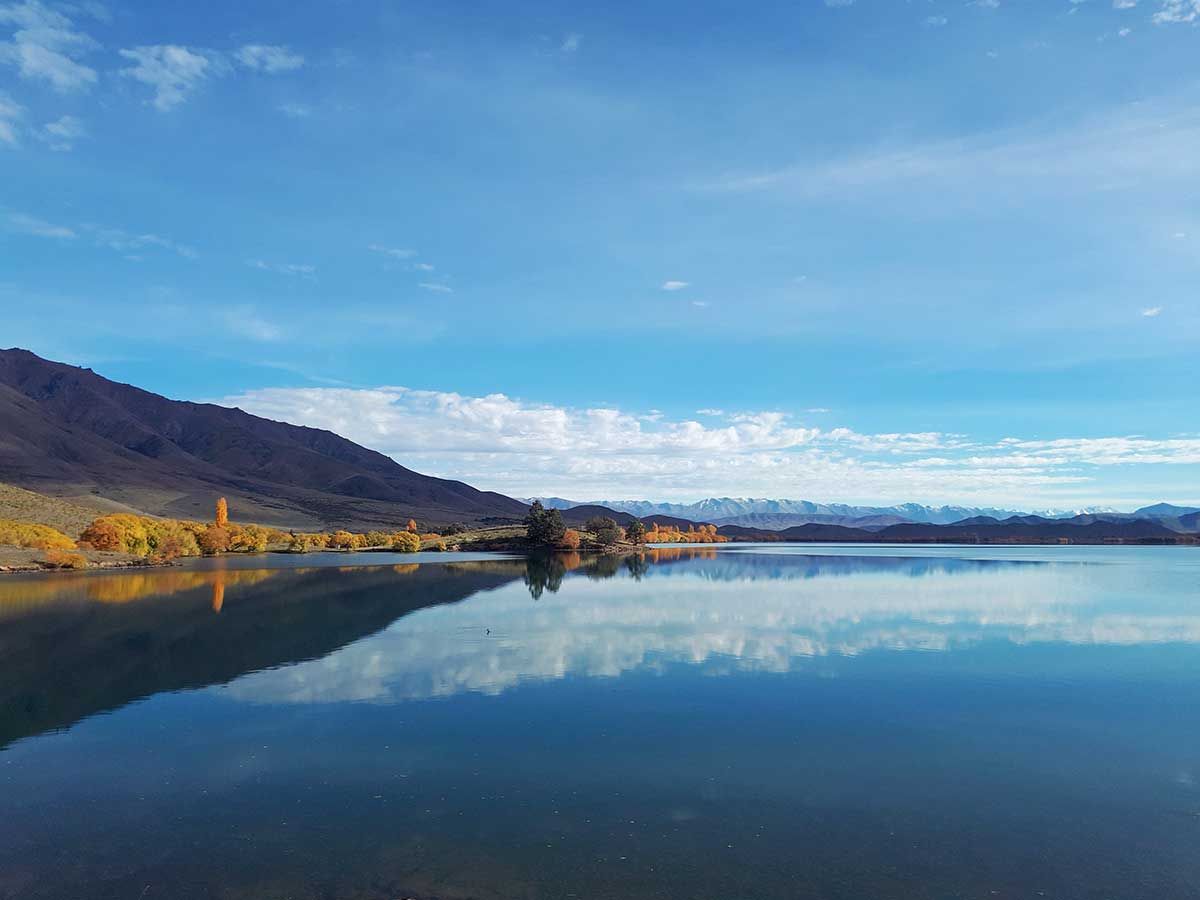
2;544;1199;899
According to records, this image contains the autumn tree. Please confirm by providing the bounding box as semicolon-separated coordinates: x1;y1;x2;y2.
0;519;77;551
80;514;150;556
392;531;421;553
559;528;581;550
406;519;418;533
149;520;201;559
198;525;230;555
228;524;270;553
329;530;357;550
40;549;87;569
216;497;229;528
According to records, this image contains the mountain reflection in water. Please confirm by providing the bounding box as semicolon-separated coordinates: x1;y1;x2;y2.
4;546;1195;748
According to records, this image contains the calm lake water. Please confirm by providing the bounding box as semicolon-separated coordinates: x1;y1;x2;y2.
2;544;1199;899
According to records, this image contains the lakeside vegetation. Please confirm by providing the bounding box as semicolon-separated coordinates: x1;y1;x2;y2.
8;487;1184;575
0;498;472;572
0;494;739;573
522;500;729;551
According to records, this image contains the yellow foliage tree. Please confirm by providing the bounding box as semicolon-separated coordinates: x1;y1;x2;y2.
216;497;229;527
0;519;77;551
80;514;151;555
392;531;421;553
329;530;357;550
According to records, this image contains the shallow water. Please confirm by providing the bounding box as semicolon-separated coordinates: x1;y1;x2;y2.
2;545;1199;899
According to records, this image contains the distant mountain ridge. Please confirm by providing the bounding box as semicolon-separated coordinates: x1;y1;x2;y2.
720;514;1195;544
526;496;1131;529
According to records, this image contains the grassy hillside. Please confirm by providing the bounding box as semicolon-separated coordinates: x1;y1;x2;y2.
0;482;109;538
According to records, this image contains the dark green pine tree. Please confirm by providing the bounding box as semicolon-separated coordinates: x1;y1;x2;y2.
525;499;566;546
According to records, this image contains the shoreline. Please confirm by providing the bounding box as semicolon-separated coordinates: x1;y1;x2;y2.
3;537;1195;577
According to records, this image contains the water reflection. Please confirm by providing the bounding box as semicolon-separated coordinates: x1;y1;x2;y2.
226;546;1200;707
3;547;1198;746
3;546;1200;900
0;560;523;748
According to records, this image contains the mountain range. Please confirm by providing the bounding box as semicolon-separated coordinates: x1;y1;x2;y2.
525;497;1153;530
0;348;1195;540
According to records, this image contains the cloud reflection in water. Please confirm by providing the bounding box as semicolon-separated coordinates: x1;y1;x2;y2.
225;548;1200;706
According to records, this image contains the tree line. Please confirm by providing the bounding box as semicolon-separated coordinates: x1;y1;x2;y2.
523;501;728;549
1;500;462;568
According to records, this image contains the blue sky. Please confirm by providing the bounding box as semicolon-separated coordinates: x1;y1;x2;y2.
2;0;1198;508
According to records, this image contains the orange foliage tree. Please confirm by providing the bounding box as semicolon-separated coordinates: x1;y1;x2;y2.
198;526;230;555
40;548;87;569
644;522;728;544
215;497;229;527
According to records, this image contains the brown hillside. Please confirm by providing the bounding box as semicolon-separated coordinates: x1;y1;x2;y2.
0;349;528;530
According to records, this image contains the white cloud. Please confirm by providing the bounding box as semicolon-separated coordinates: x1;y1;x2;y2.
84;224;196;258
213;383;1200;504
368;243;416;260
4;213;203;260
560;33;581;53
661;280;689;291
219;387;828;459
6;210;74;237
38;113;84;150
118;41;304;109
418;281;453;293
236;43;304;73
997;436;1200;466
0;90;22;145
824;0;855;6
925;15;949;26
1113;0;1138;7
118;44;215;111
1142;305;1163;317
0;0;99;92
702;96;1200;201
1153;0;1200;22
248;259;315;277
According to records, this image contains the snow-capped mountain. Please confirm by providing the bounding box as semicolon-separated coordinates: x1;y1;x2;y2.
525;497;1127;529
